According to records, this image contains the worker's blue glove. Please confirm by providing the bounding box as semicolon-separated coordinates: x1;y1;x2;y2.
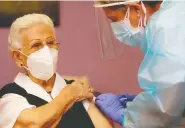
95;93;125;125
118;94;137;108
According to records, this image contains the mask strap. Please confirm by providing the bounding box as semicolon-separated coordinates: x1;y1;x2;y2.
16;50;30;70
22;65;30;71
18;50;27;57
141;1;147;26
124;7;130;20
137;13;142;28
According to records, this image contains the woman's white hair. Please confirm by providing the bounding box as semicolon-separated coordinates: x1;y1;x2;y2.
8;13;54;51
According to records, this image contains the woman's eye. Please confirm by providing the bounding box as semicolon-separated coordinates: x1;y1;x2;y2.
32;43;42;48
47;41;54;45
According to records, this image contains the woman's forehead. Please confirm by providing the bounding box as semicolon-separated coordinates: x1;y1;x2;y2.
21;23;55;42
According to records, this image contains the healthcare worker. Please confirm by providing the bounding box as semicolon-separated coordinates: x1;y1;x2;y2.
94;0;185;127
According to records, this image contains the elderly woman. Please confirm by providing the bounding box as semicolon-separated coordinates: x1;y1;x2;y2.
0;14;112;128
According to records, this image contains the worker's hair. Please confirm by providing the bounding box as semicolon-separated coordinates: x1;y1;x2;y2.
98;0;161;6
97;1;161;9
143;1;161;8
98;1;120;4
8;13;54;51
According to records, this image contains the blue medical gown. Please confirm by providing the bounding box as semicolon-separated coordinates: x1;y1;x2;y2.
123;1;185;127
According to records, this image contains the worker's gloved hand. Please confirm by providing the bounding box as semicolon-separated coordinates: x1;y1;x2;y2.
95;93;125;125
118;94;137;108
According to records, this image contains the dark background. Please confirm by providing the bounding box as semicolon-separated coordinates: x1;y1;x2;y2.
0;1;60;27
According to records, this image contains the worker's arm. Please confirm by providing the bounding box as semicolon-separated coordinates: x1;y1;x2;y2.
13;82;93;128
123;20;185;127
96;20;185;128
87;100;113;128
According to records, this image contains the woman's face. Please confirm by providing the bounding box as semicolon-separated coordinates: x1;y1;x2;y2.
13;23;59;69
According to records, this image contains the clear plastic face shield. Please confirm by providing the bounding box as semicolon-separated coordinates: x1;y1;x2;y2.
94;0;147;59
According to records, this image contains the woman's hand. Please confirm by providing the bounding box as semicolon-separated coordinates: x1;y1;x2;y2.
69;76;94;102
60;76;94;113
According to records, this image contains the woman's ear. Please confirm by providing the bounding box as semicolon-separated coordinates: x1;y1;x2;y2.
12;51;24;68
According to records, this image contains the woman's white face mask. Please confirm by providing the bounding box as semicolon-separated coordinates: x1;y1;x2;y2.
111;2;147;47
19;46;58;81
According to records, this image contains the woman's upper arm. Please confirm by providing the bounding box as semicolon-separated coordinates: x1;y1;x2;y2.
86;100;113;128
0;94;35;128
